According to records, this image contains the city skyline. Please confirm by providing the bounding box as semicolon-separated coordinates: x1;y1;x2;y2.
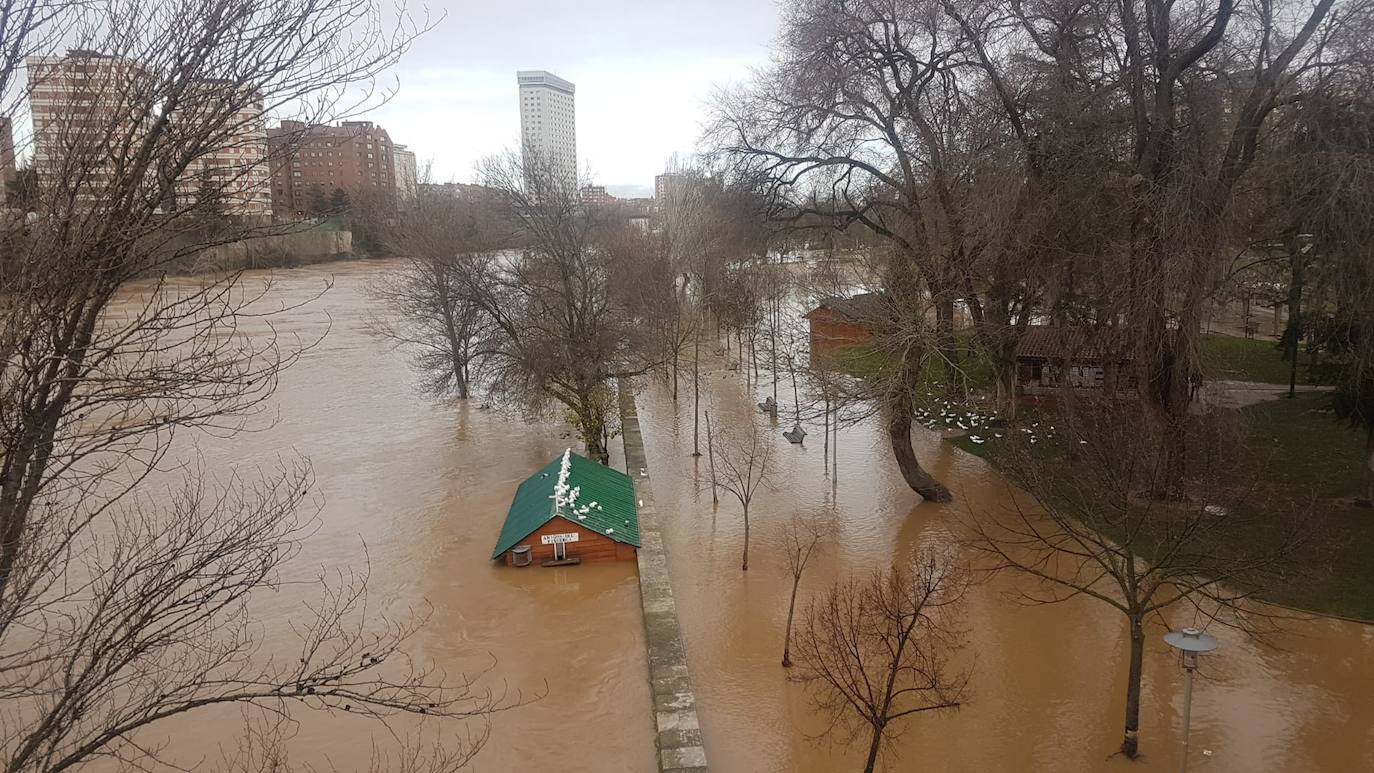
364;0;777;196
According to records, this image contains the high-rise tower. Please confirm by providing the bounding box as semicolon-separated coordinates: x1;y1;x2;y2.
517;70;576;183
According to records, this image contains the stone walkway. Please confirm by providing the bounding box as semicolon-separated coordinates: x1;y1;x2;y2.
618;380;709;773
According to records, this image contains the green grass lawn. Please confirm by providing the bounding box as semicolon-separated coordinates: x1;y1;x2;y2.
1199;334;1334;385
1232;393;1373;617
950;392;1374;620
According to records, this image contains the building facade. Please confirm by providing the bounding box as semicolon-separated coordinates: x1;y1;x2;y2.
267;120;396;219
517;70;576;182
654;172;685;205
392;144;417;200
803;293;881;363
0;116;14;205
28;51;151;206
579;184;615;206
175;83;271;218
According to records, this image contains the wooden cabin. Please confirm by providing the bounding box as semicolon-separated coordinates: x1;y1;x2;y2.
492;449;640;567
803;292;882;361
1014;326;1138;397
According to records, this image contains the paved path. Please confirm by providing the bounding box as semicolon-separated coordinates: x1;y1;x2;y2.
618;380;709;773
1195;379;1333;411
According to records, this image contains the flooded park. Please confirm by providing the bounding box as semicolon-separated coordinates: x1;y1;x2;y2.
117;260;1374;771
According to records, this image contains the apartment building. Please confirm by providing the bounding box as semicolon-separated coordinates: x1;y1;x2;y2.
267;120;396;219
28;51;151;205
393;144;417;200
579;185;615;206
175;82;271;218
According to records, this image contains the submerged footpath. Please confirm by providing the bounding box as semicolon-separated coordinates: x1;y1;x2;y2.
618;380;709;773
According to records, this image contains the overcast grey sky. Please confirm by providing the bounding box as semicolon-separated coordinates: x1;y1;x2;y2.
369;0;778;197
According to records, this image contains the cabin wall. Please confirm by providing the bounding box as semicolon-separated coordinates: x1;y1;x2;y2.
1015;357;1139;397
503;517;637;565
807;309;871;362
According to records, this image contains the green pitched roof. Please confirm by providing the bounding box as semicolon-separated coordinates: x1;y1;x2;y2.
491;449;641;559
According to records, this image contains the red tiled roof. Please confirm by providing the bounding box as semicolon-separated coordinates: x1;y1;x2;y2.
1015;326;1135;362
804;292;884;322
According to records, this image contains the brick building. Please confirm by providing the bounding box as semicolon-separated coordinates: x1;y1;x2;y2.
804;293;882;362
579;184;616;206
267;120;396;219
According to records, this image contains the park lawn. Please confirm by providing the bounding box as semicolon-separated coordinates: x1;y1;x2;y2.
1198;333;1335;385
836;336;998;393
950;391;1374;620
1232;393;1373;618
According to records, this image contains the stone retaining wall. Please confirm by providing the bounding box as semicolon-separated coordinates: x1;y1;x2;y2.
618;380;709;773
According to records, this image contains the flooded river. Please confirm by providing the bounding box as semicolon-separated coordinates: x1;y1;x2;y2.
635;365;1374;772
111;259;1372;771
112;260;656;771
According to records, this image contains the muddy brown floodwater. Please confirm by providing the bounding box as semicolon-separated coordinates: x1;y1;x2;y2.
635;366;1374;772
107;260;656;771
106;259;1373;772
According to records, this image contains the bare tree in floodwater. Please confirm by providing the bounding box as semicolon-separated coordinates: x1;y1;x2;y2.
446;151;660;464
711;418;773;570
780;512;828;667
0;0;531;768
367;177;505;399
960;406;1308;760
792;548;969;773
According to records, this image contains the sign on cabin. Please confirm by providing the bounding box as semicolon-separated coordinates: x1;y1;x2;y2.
1044;364;1105;389
541;533;580;545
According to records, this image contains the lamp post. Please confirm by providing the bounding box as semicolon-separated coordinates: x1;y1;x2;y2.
1163;627;1218;773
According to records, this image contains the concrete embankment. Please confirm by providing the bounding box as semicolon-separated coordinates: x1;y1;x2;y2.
618;380;709;773
175;228;353;273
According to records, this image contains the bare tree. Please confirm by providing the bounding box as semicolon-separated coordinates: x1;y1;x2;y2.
711;418;773;571
792;548;970;773
449;151;660;463
959;407;1307;759
780;511;828;667
0;0;532;768
368;179;505;399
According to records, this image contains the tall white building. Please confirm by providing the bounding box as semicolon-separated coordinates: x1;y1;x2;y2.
517;70;576;182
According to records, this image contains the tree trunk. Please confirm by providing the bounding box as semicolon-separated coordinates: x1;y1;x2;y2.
771;302;779;406
1286;252;1304;398
863;721;884;773
782;575;800;667
823;394;830;469
742;505;750;571
1121;616;1146;759
886;392;951;502
1364;439;1373;505
936;297;958;391
583;408;611;465
705;410;718;504
692;330;702;456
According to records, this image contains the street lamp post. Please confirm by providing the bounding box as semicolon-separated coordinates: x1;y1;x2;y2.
1163;627;1218;773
